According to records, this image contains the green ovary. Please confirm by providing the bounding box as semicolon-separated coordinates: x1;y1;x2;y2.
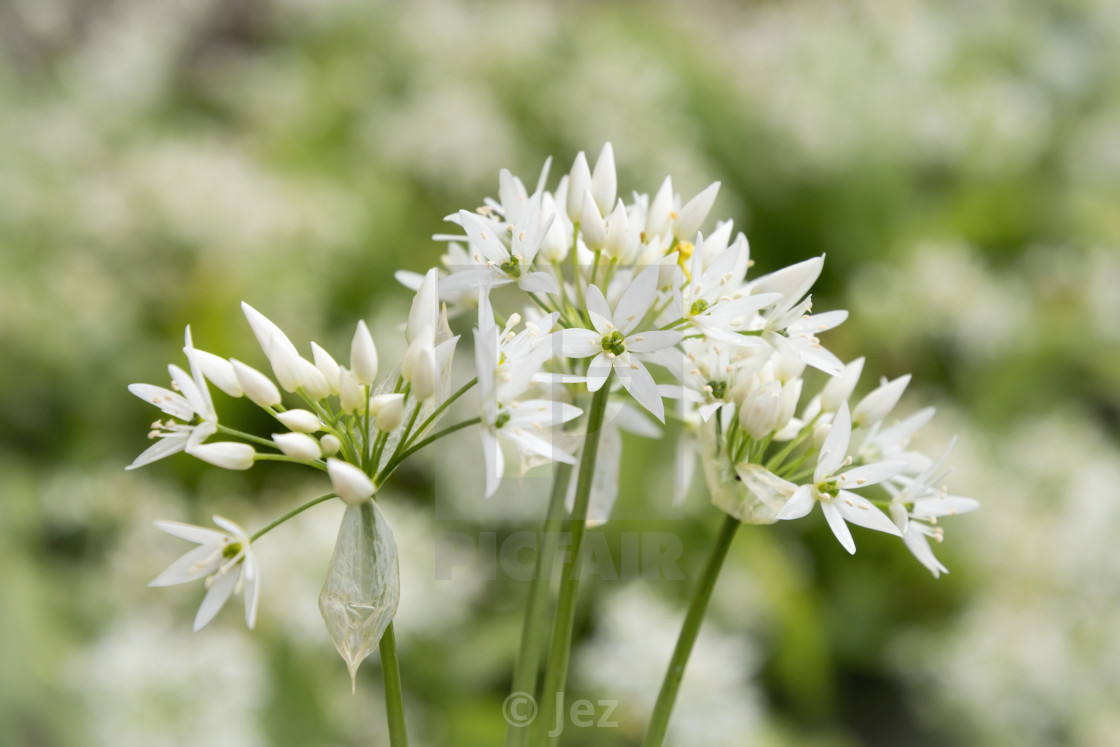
601;330;626;356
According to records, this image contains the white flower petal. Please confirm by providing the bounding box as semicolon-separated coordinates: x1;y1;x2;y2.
149;544;221;587
586;353;612;392
835;492;902;536
821;501;856;554
816;402;852;481
481;427;504;498
154;520;229;546
193;568;240;631
243;554;260;629
128;384;195;421
616;357;664;422
558;328;601;359
627;330;682;353
519;272;559;295
836;461;908;489
776;484;815;520
614;264;659;334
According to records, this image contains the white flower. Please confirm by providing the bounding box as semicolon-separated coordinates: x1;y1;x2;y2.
558;265;683;422
675;232;780;343
776;402;905;554
438;194;558;295
474;295;579;497
127;327;218;470
886;439;979;577
149;516;260;632
748;256;847;375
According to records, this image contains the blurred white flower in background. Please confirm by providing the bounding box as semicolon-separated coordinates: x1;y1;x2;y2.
69;613;266;747
576;585;764;747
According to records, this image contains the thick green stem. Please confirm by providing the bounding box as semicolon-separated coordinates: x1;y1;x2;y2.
641;514;740;747
534;373;613;746
505;462;574;747
379;622;409;747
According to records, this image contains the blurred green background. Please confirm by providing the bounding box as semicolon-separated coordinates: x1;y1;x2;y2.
2;0;1119;745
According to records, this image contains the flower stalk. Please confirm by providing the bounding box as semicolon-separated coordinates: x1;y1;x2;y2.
642;513;739;747
534;371;613;747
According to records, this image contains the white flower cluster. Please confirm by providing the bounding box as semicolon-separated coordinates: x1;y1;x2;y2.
415;144;977;570
127;144;975;681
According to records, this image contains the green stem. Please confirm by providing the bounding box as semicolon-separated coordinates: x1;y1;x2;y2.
534;373;613;746
642;514;740;747
380;622;409;747
217;425;279;451
376;417;482;484
403;378;478;450
253;453;327;472
250;492;335;542
505;462;574;747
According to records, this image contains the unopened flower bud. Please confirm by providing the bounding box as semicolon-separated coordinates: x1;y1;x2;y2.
231;359;282;408
406;269;439;345
370;393;405;432
328;458;375;505
275;409;321;433
192;349;243;398
566;151;591;222
350;320;379;385
673;182;720;240
320;434;342;457
591;142;617;215
338;368;366;414
272;432;321;460
740;381;781;440
188;442;255;471
580;190;607;251
539;195;569;262
310;342;341;395
604;199;630;260
297;358;331;401
645;176;674;239
821;358;865;412
852;374;911;428
402;326;437;402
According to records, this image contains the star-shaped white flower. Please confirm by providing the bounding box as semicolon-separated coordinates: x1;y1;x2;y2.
557;265;682;422
437;193;559;295
776;402;905;554
149;516;260;631
474;295;580;497
127;327;218;470
674;233;781;343
886;439;979;577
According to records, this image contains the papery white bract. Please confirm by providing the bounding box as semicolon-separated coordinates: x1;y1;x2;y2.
149;515;260;632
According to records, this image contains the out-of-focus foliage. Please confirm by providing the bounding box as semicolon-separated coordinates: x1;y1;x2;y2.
1;0;1117;745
